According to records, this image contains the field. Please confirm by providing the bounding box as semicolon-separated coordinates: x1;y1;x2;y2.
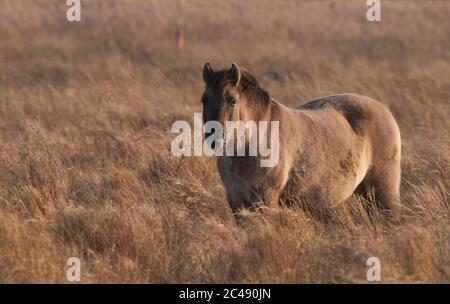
0;0;449;283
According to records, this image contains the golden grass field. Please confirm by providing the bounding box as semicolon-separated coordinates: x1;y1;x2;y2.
0;0;449;283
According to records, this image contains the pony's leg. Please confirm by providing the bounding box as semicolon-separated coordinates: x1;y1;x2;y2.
260;162;289;209
262;187;281;208
225;191;246;214
360;164;402;215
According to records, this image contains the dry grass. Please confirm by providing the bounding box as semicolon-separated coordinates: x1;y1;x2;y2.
0;0;449;283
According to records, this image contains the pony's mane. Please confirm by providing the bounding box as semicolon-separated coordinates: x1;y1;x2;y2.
210;69;270;106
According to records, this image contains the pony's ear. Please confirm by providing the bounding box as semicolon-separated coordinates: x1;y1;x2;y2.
202;62;214;85
229;63;241;87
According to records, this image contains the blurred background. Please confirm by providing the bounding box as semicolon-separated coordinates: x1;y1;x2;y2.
0;0;448;283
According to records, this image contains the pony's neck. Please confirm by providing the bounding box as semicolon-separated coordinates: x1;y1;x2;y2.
244;97;274;123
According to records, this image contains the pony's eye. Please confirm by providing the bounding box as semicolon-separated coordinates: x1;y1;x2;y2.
230;99;236;107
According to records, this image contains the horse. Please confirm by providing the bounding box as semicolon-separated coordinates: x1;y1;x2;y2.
201;63;402;216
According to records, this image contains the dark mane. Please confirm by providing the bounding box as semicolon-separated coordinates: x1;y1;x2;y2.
210;69;270;105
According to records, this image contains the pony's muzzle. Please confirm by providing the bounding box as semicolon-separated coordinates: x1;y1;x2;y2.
204;131;214;149
204;130;226;151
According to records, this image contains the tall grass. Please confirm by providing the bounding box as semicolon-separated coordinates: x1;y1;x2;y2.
0;0;448;283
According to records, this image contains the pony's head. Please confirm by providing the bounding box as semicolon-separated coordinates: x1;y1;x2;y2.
201;63;270;141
